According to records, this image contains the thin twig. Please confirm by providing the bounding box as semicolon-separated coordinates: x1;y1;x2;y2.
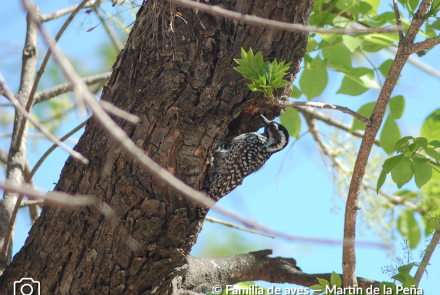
275;98;371;126
393;0;404;41
29;120;88;180
21;0;390;250
0;73;88;164
34;72;112;104
294;106;380;146
205;216;275;238
99;100;140;124
414;229;440;283
403;36;440;54
342;0;434;287
168;0;401;35
19;200;45;208
95;8;124;51
0;133;78;143
41;0;108;22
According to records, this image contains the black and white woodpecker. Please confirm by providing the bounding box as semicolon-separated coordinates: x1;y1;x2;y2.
209;114;290;199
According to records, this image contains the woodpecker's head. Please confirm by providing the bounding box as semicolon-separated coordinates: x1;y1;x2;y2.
260;114;290;153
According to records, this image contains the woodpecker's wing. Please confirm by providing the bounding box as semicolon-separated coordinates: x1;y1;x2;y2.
211;134;266;199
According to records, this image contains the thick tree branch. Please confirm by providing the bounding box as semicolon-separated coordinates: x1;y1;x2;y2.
175;250;381;294
342;0;433;288
275;98;371;126
0;147;40;224
168;0;400;35
33;71;112;104
0;6;40;268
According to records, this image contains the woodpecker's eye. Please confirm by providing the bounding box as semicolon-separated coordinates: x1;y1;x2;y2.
270;124;276;129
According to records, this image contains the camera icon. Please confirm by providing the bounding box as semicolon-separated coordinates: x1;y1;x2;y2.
14;278;40;295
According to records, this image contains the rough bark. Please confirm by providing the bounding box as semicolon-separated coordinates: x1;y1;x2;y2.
0;0;312;294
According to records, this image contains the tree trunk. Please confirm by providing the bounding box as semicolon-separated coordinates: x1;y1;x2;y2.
0;0;312;294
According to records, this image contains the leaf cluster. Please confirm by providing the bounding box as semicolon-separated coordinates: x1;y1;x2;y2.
377;137;440;193
234;48;291;97
310;272;342;295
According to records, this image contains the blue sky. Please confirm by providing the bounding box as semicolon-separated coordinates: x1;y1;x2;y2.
1;0;439;294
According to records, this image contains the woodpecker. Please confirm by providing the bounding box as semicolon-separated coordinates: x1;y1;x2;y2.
208;114;290;199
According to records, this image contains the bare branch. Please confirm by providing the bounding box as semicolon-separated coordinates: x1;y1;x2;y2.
0;133;78;144
177;251;381;293
342;0;433;287
41;0;108;22
168;0;401;35
34;72;112;104
19;200;45;209
414;229;440;283
205;217;275;238
30;120;88;180
0;73;88;164
275;98;371;126
0;6;40;267
99;100;140;124
393;0;404;41
95;8;124;51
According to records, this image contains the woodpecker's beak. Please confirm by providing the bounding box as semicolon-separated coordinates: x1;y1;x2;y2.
260;114;271;126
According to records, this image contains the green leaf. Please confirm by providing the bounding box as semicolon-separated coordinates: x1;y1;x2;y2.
395;136;413;152
425;23;437;38
342;36;364;52
391;157;413;188
429;140;440;147
412;157;429;165
380;116;401;154
337;75;369;96
290;85;302;99
310;284;326;291
322;45;352;70
431;18;440;30
413;162;432;188
299;68;328;100
330;272;342;288
409;0;420;12
389;95;405;119
384;154;405;172
377;169;388;193
379;59;394;78
425;147;440;164
397;210;422;249
364;0;380;12
351;102;376;131
414;137;428;149
280;107;302;139
316;277;330;287
421;109;440;142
